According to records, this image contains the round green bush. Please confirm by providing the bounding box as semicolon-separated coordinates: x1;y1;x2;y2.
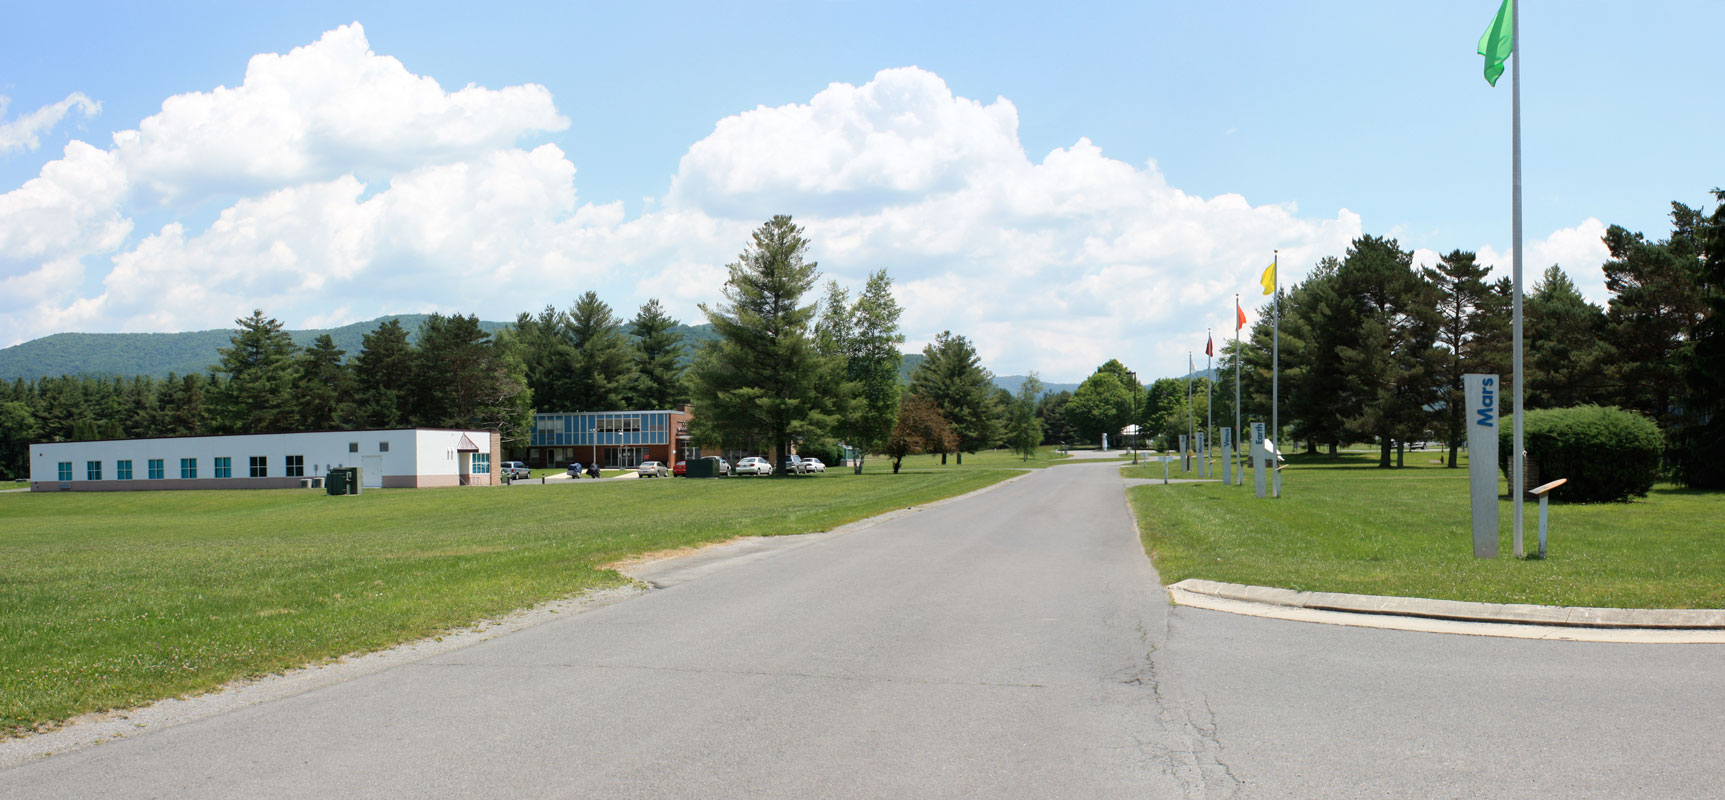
1498;405;1664;502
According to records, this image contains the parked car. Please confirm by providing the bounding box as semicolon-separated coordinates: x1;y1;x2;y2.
800;457;826;474
636;461;670;478
672;460;687;477
735;456;773;476
501;461;532;480
702;456;732;476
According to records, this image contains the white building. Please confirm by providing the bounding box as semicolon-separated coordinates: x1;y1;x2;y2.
28;428;501;492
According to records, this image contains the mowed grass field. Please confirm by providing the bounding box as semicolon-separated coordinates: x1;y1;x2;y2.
1126;451;1725;609
0;468;1013;735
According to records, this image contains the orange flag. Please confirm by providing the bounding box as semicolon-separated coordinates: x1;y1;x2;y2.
1236;299;1247;330
1205;333;1213;358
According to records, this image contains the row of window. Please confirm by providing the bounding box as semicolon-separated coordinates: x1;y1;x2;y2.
57;455;309;482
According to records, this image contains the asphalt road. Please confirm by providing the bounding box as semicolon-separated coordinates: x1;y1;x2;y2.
4;462;1722;798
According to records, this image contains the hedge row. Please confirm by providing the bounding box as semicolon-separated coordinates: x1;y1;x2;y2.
1498;405;1664;503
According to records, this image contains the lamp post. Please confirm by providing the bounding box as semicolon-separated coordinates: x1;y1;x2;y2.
1128;370;1139;464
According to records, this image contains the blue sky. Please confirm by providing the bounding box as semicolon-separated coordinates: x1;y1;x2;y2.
2;1;1720;382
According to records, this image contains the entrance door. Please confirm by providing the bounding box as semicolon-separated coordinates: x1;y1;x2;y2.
361;455;383;488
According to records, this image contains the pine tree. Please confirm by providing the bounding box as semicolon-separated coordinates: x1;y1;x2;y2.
1676;189;1725;487
295;334;351;430
827;270;905;473
1425;249;1497;467
514;306;575;412
689;215;834;466
907;331;1000;464
1008;372;1045;461
1525;266;1612;409
348;319;416;428
212;310;299;434
1332;236;1442;468
628;298;686;410
566;291;634;411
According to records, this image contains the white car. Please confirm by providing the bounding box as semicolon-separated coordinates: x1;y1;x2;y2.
799;457;826;474
735;457;773;476
636;461;670;478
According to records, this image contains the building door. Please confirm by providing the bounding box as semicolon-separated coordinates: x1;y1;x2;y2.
361;455;383;488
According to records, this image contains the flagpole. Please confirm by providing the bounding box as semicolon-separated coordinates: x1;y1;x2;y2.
1234;295;1242;485
1186;352;1194;472
1206;328;1213;477
1271;250;1281;498
1510;0;1525;557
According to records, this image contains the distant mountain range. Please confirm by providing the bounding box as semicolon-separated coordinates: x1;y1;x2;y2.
0;315;1079;395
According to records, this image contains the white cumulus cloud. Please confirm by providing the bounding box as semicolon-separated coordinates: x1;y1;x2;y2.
0;92;101;154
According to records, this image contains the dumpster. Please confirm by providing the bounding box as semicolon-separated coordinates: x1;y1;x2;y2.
686;457;717;478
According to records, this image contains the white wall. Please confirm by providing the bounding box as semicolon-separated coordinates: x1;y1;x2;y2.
29;429;492;486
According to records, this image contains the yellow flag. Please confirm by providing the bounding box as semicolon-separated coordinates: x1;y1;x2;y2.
1259;260;1276;295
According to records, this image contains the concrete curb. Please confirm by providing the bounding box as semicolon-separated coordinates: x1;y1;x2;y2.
1169;579;1725;630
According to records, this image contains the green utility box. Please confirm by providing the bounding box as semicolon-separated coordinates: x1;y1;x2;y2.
325;467;361;495
686;457;718;478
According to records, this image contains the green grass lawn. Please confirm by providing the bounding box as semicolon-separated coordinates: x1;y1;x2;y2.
0;469;1012;735
1127;451;1725;609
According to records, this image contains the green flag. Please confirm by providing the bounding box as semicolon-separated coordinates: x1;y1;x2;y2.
1478;0;1514;87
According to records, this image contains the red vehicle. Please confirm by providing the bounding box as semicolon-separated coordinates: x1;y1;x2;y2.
672;460;687;477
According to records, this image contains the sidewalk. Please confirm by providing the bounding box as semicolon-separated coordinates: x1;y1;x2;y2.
1168;578;1725;643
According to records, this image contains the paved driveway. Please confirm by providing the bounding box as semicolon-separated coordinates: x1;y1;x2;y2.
4;462;1721;798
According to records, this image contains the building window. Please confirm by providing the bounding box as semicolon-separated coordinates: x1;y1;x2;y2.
250;456;267;478
87;461;102;481
117;460;133;480
181;458;198;479
594;416;643;433
214;457;231;479
379;441;389;453
57;462;72;482
285;455;304;477
472;453;490;474
349;442;359;453
148;459;164;480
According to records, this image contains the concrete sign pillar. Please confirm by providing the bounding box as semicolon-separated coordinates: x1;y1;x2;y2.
1250;422;1266;499
1465;373;1499;558
1221;427;1233;485
1179;435;1189;472
1196;432;1208;477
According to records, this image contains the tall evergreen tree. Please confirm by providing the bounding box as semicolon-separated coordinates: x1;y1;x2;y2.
411;313;528;433
829;270;905;473
1425;249;1497;467
1676;189;1725;487
514;306;575;412
1525;266;1613;409
1332;236;1442;467
628;298;686;410
348;319;416;428
212;310;299;434
689;215;834;466
161;373;213;436
907;331;1000;463
566;291;634;411
294;334;350;430
1036;389;1075;447
1007;372;1045;461
1601;209;1708;430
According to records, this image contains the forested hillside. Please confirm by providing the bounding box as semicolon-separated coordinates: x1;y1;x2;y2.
0;316;726;382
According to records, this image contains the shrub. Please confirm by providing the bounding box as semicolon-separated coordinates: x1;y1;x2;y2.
1499;405;1664;502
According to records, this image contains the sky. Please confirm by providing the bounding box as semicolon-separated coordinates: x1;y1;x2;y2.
2;1;1721;383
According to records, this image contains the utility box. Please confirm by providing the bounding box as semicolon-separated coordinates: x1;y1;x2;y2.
325;467;361;495
686;458;717;478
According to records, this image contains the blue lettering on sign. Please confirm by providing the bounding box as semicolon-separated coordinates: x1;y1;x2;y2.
1476;377;1495;427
